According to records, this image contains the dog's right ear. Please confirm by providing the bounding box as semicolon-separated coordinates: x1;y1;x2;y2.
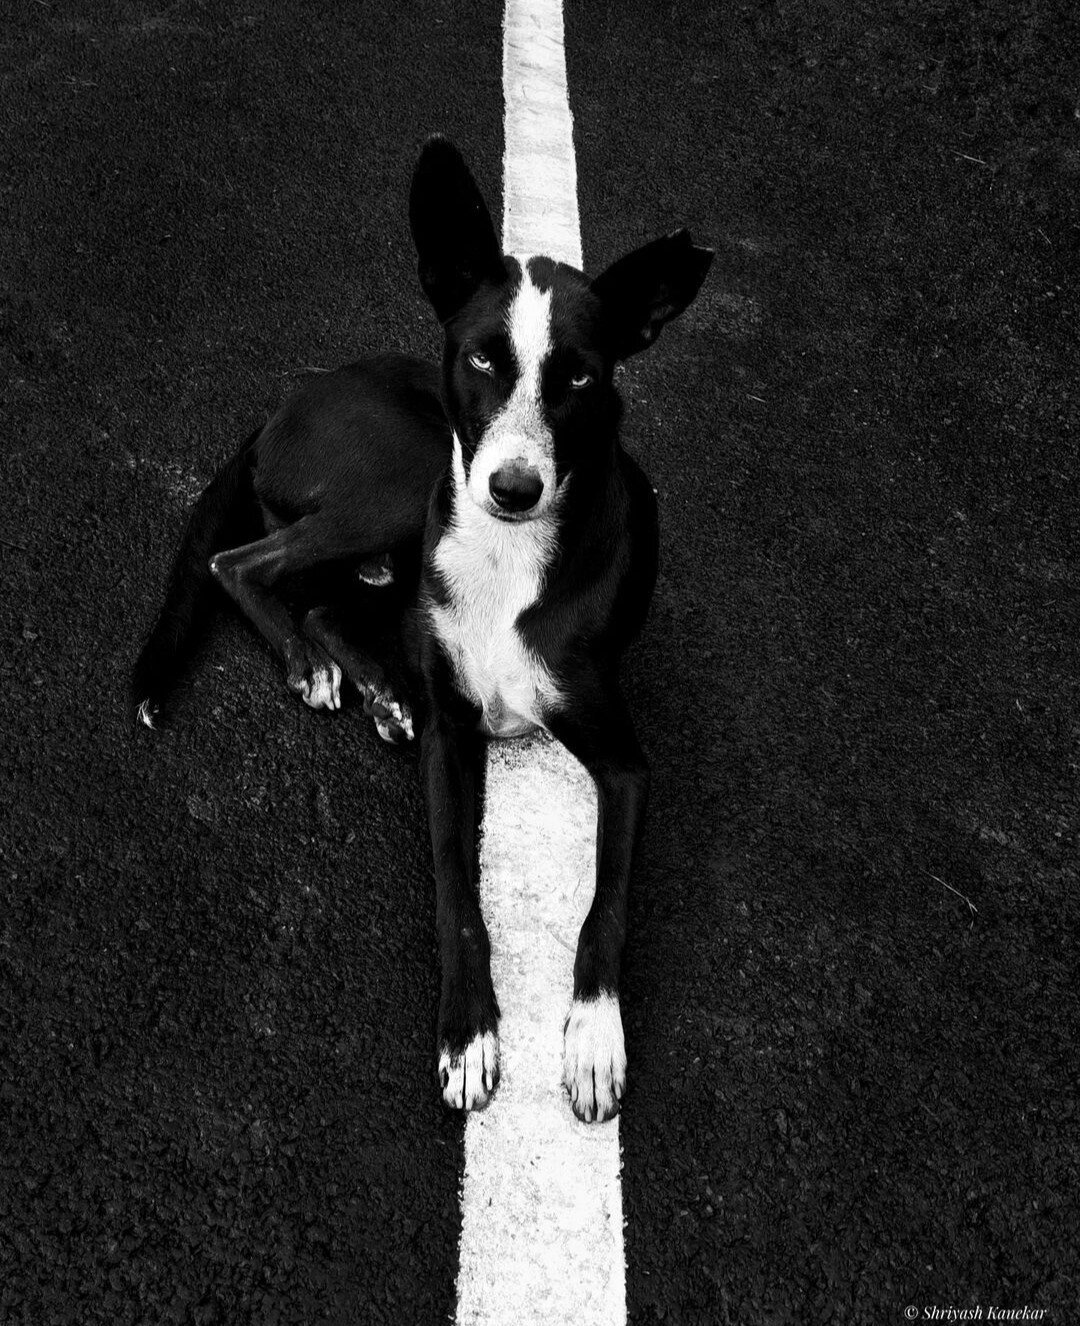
409;136;504;323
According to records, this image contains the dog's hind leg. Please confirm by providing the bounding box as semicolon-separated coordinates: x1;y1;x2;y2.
302;605;414;743
208;519;343;711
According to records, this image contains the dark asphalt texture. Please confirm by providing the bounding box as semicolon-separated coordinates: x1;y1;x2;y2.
2;2;1078;1324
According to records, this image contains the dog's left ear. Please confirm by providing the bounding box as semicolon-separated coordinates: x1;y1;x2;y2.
409;136;505;323
592;229;714;359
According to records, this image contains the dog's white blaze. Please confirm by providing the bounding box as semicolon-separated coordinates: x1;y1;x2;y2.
507;264;553;396
432;438;562;737
456;2;626;1325
467;266;557;514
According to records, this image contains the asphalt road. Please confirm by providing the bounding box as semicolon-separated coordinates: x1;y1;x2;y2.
2;2;1078;1324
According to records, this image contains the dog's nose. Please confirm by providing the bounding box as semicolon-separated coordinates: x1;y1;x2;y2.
489;462;543;513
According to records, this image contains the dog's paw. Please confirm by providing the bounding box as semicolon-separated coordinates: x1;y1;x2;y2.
297;659;341;711
284;639;342;712
364;690;414;743
439;1030;500;1111
356;553;393;587
438;960;499;1111
563;994;626;1124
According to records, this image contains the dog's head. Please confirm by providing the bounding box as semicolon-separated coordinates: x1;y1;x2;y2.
409;136;713;523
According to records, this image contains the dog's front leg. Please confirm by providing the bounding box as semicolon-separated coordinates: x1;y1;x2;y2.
421;709;500;1110
548;688;650;1123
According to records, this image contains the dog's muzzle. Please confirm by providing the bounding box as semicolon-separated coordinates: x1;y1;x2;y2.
488;460;544;514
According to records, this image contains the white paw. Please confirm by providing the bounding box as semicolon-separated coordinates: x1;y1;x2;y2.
370;693;414;743
563;994;626;1124
301;662;342;711
439;1031;499;1111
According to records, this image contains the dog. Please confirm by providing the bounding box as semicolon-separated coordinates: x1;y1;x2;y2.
132;136;713;1122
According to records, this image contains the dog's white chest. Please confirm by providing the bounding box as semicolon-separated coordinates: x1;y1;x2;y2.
429;504;561;738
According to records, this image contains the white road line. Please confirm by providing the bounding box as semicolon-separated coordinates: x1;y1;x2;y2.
455;3;627;1325
502;0;581;268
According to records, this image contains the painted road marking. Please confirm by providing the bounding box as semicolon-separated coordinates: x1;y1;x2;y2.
502;0;581;268
454;2;627;1324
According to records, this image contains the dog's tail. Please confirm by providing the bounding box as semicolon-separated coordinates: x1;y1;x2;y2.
130;430;261;727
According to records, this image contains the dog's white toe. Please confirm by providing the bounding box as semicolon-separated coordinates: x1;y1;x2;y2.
302;662;342;711
396;703;415;740
439;1031;499;1111
563;994;626;1124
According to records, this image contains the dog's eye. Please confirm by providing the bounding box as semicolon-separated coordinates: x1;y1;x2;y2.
468;352;493;374
569;372;593;390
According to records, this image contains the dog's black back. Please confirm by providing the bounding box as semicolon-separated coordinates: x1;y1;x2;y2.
253;354;449;537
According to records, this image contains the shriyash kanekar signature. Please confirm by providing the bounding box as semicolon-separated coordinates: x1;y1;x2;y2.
905;1308;1049;1323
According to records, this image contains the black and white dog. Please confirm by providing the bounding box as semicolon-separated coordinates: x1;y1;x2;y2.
132;137;712;1122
